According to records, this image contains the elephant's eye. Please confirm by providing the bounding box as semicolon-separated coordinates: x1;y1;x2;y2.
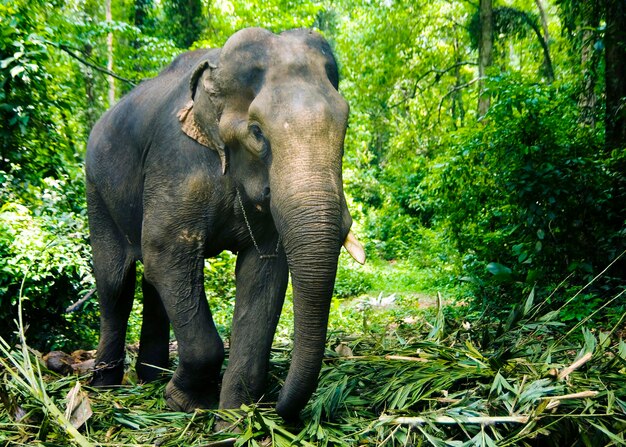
247;123;268;157
249;124;264;142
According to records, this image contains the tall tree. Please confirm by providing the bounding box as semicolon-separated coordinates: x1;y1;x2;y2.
478;0;493;117
578;0;601;126
134;0;153;29
495;7;554;82
106;0;115;107
163;0;205;48
451;38;466;128
604;0;626;149
534;0;550;45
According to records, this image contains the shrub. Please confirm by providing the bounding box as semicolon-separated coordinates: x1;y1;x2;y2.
0;170;97;350
334;261;373;299
415;74;625;317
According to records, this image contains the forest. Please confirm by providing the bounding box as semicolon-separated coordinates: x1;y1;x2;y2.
1;0;625;445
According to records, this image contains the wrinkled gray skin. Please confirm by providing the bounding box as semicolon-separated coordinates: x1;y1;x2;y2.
86;28;352;419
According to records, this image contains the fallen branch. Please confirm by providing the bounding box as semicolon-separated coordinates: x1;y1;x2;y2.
328;354;429;362
65;289;96;313
202;438;238;447
539;390;599;401
380;414;530;426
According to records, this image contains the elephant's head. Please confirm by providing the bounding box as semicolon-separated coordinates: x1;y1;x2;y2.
178;28;365;417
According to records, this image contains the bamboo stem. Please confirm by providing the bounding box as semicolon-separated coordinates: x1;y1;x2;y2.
379;415;530;426
384;355;429;362
558;352;593;380
540;390;599;401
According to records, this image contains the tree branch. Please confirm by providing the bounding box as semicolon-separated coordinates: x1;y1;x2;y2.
390;61;478;109
516;8;554;82
380;414;530;425
65;289;96;313
438;77;480;122
50;42;138;86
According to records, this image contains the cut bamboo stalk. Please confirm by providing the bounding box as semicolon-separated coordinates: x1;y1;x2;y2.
379;415;530;426
384;355;429;362
541;390;599;410
558;352;593;380
539;390;599;401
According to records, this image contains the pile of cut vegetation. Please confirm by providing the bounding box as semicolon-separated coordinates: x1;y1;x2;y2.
1;288;625;446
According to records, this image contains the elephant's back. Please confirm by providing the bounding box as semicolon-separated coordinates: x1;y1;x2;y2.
86;48;218;179
85;48;218;247
88;49;216;132
162;48;215;74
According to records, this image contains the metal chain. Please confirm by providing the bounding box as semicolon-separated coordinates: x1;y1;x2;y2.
236;188;281;259
93;358;124;372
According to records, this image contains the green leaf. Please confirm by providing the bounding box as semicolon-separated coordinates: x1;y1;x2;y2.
10;65;25;77
1;56;16;68
581;327;597;356
486;262;512;280
523;287;535;316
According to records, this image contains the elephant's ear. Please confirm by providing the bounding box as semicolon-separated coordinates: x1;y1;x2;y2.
177;59;228;175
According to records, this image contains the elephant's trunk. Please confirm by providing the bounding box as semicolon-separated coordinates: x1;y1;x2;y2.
270;176;343;419
257;83;351;418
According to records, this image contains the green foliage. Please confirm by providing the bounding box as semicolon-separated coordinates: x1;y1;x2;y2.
0;170;96;351
161;0;205;48
414;74;624;314
204;252;237;337
1;0;83;181
333;260;373;299
197;0;323;48
333;0;624;323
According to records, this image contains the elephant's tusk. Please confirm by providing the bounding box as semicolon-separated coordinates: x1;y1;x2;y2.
343;230;366;265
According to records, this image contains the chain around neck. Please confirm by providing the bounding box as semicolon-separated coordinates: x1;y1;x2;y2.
236;188;281;259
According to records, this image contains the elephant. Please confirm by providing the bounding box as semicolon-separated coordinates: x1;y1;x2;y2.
85;27;365;420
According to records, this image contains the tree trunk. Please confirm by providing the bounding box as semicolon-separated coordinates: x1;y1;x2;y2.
478;0;493;117
534;0;549;45
82;44;98;129
577;0;600;126
605;0;626;150
578;31;599;126
452;38;465;128
106;0;115;107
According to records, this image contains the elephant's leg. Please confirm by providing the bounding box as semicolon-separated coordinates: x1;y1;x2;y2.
143;249;224;412
136;275;170;382
91;262;136;386
88;191;137;386
219;245;288;409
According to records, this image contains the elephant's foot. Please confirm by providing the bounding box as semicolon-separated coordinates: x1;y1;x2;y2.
165;379;218;412
136;361;168;383
90;359;125;387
